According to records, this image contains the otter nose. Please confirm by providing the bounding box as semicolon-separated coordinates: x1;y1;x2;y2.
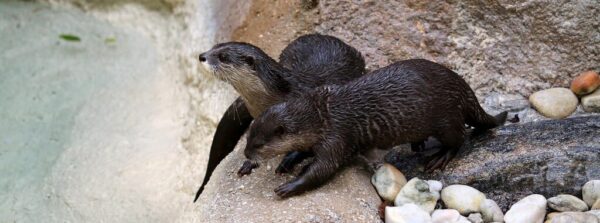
199;53;207;62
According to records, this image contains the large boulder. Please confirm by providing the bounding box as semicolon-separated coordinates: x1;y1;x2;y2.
184;139;382;223
386;116;600;210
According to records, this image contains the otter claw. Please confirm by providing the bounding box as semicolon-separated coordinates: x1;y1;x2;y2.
275;181;303;198
237;160;259;177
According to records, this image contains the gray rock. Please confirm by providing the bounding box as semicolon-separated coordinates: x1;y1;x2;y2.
482;93;548;124
547;194;588;212
385;116;600;210
386;204;432;223
582;89;600;113
309;1;600;97
529;88;578;119
480;199;504;223
371;163;407;202
548;212;599;223
483;93;530;113
394;178;440;213
441;185;486;215
504;194;546;223
468;213;484;223
583;180;600;207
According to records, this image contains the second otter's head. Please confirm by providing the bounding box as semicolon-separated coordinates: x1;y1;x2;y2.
244;100;323;161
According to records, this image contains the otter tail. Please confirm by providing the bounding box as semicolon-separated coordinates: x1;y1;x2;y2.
466;106;508;131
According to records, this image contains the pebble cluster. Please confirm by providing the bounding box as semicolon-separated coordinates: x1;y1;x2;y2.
372;165;600;223
529;70;600;119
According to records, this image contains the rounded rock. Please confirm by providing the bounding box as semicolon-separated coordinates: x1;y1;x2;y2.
529;88;578;119
547;194;588;212
587;210;600;220
583;180;600;207
467;213;484;223
371;163;407;202
431;209;470;223
571;70;600;96
394;178;439;213
480;199;504;222
441;184;486;215
504;194;547;223
593;200;600;210
581;89;600;112
385;203;432;223
548;212;599;223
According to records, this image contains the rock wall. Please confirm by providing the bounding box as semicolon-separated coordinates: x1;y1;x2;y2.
233;0;600;97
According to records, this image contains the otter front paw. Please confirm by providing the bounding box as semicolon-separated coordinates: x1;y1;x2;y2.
274;180;304;198
237;160;259;177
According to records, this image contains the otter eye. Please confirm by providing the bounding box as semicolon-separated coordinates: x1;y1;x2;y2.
217;53;229;63
242;56;254;66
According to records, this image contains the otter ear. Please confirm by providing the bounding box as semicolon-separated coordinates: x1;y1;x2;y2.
242;56;255;67
274;125;285;135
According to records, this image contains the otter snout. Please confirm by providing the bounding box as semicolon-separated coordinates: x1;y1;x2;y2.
198;53;207;62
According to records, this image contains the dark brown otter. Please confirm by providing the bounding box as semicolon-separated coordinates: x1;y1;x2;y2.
245;59;508;198
194;34;366;201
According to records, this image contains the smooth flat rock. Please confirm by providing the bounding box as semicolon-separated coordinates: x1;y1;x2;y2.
386;116;600;210
187;139;382;223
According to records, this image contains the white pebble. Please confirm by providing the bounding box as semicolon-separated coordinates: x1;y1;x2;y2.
385;203;432;223
504;194;546;223
371;164;407;202
583;180;600;207
480;199;504;223
394;178;440;213
441;185;486;215
431;209;470;223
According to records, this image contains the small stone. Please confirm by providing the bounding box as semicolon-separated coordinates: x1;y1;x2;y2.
529;88;578;119
480;199;504;222
571;70;600;96
394;178;439;213
431;209;470;223
467;213;484;223
441;185;486;215
582;89;600;112
427;180;443;192
371;163;407;202
548;212;599;223
504;194;547;223
583;180;600;207
547;194;588;212
385;203;432;223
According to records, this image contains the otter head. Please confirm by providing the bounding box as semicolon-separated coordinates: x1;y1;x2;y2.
244;100;323;161
199;42;290;117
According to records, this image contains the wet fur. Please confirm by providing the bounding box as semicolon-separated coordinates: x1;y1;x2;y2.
194;34;366;201
247;59;507;198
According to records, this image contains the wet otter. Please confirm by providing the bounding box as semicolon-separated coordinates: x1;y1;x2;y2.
245;59;508;198
194;34;366;201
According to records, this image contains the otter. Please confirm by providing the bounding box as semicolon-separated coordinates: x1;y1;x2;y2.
194;34;366;201
244;59;508;198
